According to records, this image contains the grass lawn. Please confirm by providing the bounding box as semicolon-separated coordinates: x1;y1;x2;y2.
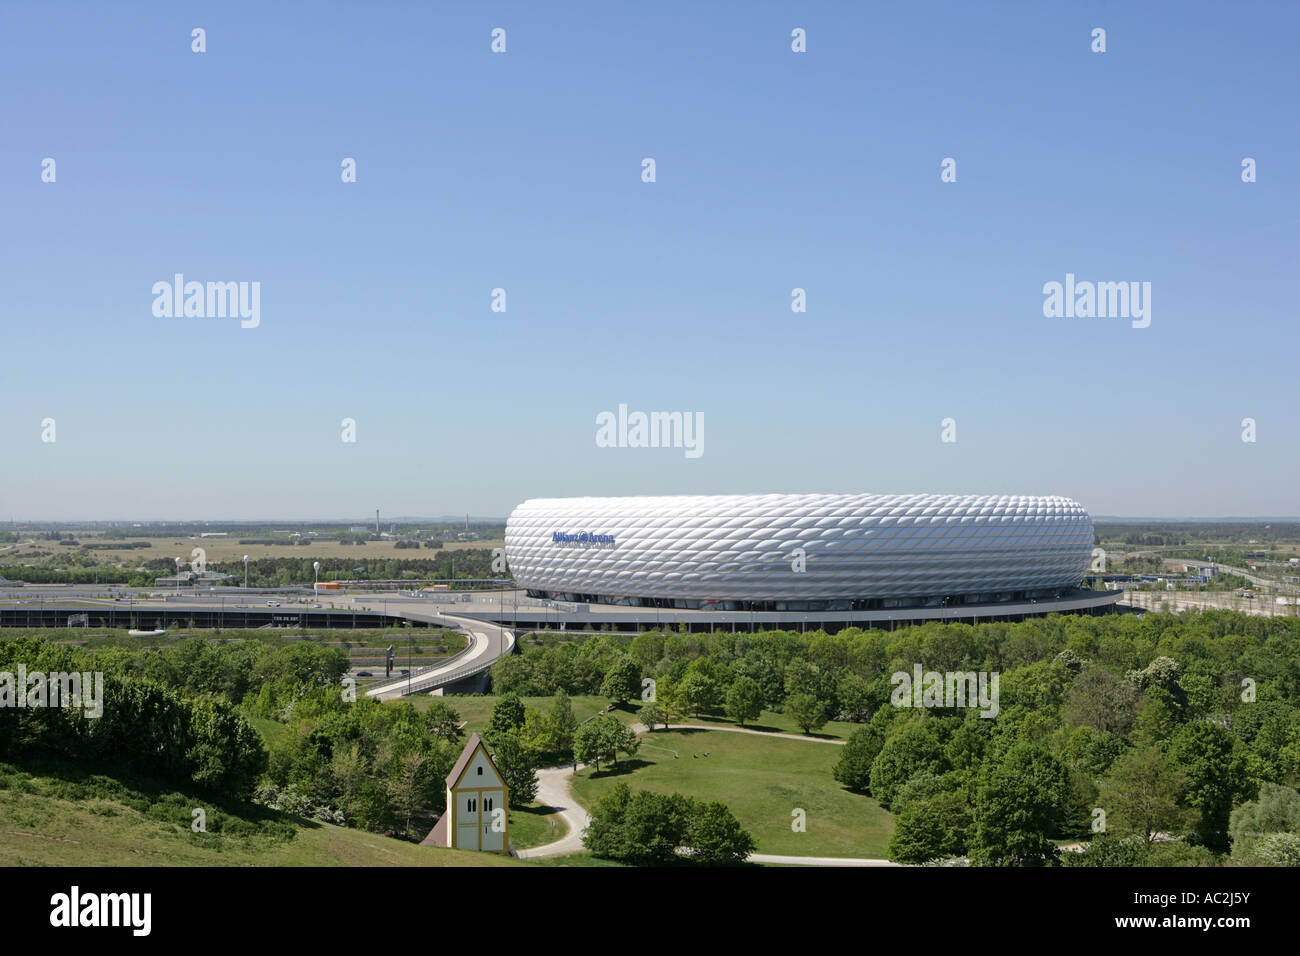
664;708;858;741
247;715;291;748
507;803;568;849
571;728;893;858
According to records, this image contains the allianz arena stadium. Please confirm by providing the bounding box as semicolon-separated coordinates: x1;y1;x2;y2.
504;493;1097;612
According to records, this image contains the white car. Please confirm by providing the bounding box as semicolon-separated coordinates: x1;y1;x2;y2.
266;600;280;607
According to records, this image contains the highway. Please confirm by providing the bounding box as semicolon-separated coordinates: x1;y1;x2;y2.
364;615;514;700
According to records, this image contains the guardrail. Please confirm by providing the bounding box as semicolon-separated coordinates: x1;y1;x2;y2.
367;622;514;697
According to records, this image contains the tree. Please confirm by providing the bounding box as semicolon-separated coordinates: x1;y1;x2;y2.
1064;665;1138;736
574;715;620;772
616;723;641;763
786;693;827;736
835;671;874;723
600;655;642;705
678;671;719;717
489;733;539;808
971;743;1070;866
1096;746;1188;849
184;695;269;799
488;692;526;738
725;676;763;727
833;725;884;792
582;783;752;866
640;701;665;732
688;801;756;865
1059;833;1150;867
1167;722;1253;851
388;751;430;839
583;783;691;864
548;692;578;759
888;790;971;864
868;721;949;808
422;700;464;744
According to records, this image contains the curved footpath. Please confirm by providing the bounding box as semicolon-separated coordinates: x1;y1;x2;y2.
515;723;897;867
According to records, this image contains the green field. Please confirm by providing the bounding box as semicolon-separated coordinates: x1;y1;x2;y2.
570;728;893;858
661;708;860;741
0;766;520;867
507;803;568;849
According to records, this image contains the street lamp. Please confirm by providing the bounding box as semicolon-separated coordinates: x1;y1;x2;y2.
174;556;182;595
313;561;320;595
243;554;249;590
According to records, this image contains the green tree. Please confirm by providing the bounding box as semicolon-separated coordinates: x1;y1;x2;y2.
833;725;885;792
725;676;763;727
548;691;578;759
574;715;620;772
488;692;526;738
689;801;756;865
1064;665;1139;736
1167;722;1253;851
640;701;665;731
1059;833;1150;867
835;671;875;723
600;655;642;705
868;721;949;808
971;743;1070;866
422;699;464;744
388;751;430;839
1097;746;1188;849
888;790;971;864
184;695;269;799
678;671;719;717
489;733;540;808
786;693;827;736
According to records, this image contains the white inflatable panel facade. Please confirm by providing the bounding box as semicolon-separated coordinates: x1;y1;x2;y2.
505;493;1094;605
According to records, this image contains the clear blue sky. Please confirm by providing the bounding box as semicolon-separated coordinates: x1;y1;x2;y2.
2;1;1296;521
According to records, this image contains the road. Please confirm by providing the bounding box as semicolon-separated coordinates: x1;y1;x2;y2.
1120;590;1299;617
514;766;589;860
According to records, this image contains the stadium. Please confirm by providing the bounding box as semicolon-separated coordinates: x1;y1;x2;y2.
500;493;1122;627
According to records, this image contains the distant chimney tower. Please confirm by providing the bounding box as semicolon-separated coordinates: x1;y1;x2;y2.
465;513;469;532
376;509;380;534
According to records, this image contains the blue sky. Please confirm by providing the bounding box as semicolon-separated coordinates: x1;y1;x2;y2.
2;1;1296;520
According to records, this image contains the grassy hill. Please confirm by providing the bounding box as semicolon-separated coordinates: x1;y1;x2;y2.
0;762;520;867
570;728;893;858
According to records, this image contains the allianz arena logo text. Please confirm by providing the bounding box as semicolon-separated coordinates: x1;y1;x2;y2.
552;531;616;548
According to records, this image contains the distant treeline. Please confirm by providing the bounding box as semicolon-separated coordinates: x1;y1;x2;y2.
1096;522;1300;550
0;550;503;587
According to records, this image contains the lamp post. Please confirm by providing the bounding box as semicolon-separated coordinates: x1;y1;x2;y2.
174;556;182;595
243;554;249;590
313;561;320;595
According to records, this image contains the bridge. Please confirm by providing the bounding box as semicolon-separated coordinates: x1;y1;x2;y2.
365;615;515;699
